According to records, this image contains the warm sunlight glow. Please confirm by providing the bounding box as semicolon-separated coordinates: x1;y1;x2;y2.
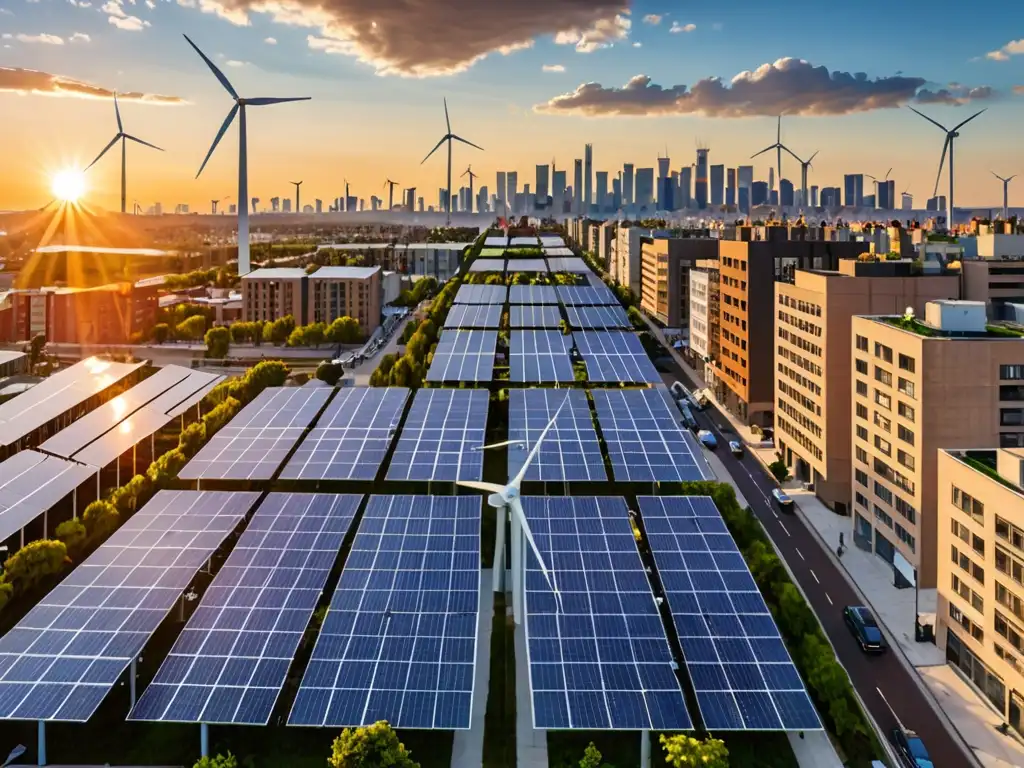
51;169;86;203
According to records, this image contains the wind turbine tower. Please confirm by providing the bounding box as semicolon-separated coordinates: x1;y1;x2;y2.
211;199;220;215
84;93;163;214
184;34;310;275
866;168;892;210
462;165;478;214
291;181;303;213
993;172;1017;221
422;98;483;225
909;106;985;230
383;179;399;211
752;114;788;207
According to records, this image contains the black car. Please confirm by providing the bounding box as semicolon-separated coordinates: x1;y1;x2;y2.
890;726;933;768
843;605;887;653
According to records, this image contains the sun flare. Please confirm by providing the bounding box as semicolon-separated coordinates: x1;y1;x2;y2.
52;169;86;203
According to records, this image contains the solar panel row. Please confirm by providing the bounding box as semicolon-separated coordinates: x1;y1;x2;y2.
426;331;496;383
0;451;96;545
506;259;548;273
387;389;487;482
443;304;503;330
574;332;661;384
510;331;574;383
509;305;562;329
508;284;558;305
507;390;605;482
467;260;503;273
546;257;590;273
556;285;619;306
565;305;632;330
453;284;507;305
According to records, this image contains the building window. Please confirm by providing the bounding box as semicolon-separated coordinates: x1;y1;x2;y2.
856;425;868;441
874;505;893;528
875;390;892;410
856;446;868;464
874;435;892;457
898;401;915;422
875;366;893;386
855;492;869;508
874;481;893;505
898;450;915;471
874;342;893;363
895;496;916;524
856;359;868;375
1001;365;1024;381
897;424;915;446
856;403;868;420
953;486;985;524
895;523;916;553
856;469;868;487
898;353;916;373
898;377;916;399
857;335;869;352
856;380;868;396
874;412;892;432
974;534;986;557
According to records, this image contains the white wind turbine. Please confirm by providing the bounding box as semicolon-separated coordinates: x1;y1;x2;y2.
421;98;483;226
908;106;985;231
993;172;1017;221
84;94;163;214
184;34;310;275
456;396;568;624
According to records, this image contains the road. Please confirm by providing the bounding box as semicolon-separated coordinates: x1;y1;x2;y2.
666;361;973;767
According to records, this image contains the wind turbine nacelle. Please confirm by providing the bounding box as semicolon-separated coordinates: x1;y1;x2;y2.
486;492;507;509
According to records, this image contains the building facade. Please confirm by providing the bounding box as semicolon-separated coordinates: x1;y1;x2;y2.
689;260;720;370
242;268;307;324
307;266;382;333
640;237;718;329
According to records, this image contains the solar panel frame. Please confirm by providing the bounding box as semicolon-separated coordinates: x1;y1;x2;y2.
507;390;606;482
543;246;574;256
72;408;176;470
0;451;96;543
443;304;503;330
556;285;620;306
128;493;362;726
509;285;558;305
638;496;822;731
505;259;548;273
148;370;226;418
288;495;481;729
425;330;496;383
281;388;409;481
573;332;661;384
522;496;692;731
509;305;562;329
546;257;591;273
592;389;713;482
453;284;507;305
387;389;488;482
479;248;506;257
565;305;632;330
468;260;504;273
510;331;574;383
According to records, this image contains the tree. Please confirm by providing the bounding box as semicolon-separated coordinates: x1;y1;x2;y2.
230;322;249;344
55;519;87;554
192;754;237;768
579;742;603;768
329;722;419;768
305;322;326;348
327;316;362;344
176;314;206;341
660;734;729;768
316;360;343;386
286;326;309;348
82;500;120;540
768;459;790;483
265;315;296;345
205;326;230;358
178;422;207;457
3;540;67;595
388;356;415;387
28;333;46;372
152;323;170;344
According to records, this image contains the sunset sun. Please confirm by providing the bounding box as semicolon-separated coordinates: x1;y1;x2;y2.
51;169;86;203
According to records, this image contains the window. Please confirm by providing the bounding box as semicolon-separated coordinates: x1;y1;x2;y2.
898;450;915;471
874;505;893;528
899;353;916;373
856;403;868;419
856;469;868;487
874;481;893;505
875;390;892;410
896;496;916;524
875;366;893;386
898;401;915;422
898;424;915;446
856;359;868;374
855;492;869;508
874;412;892;432
953;519;970;544
856;380;868;396
953;486;985;524
898;377;916;399
857;335;869;352
874;342;893;363
856;425;868;441
856;446;868;464
895;523;915;553
874;435;892;457
1001;365;1024;381
973;534;986;557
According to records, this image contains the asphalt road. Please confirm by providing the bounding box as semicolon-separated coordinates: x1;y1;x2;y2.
665;362;973;768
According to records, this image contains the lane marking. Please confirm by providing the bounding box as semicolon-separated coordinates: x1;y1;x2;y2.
810;570;820;584
826;593;833;605
772;511;779;520
779;521;791;537
796;548;805;561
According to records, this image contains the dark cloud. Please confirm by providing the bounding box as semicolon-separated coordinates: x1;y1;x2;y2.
184;0;630;76
0;67;185;103
534;58;994;118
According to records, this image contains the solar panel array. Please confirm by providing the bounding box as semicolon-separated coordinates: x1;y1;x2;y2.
510;331;574;383
426;330;496;383
0;450;97;543
565;305;632;330
129;493;362;725
546;257;590;273
539;236;565;247
510;305;562;329
510;236;539;247
289;495;480;729
453;284;507;305
543;246;574;256
639;496;821;731
505;259;548;273
148;370;225;419
467;260;503;273
281;388;409;481
573;332;660;384
178;388;331;481
592;390;712;482
522;496;692;730
484;237;507;247
387;389;487;482
557;285;619;306
509;285;558;305
0;490;259;722
479;247;506;257
443;304;503;330
507;390;605;482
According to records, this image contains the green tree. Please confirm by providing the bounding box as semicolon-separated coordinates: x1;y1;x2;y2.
286;326;309;347
230;322;249;344
327;316;362;344
0;580;13;612
388;356;415;387
660;734;729;768
3;539;67;594
205;326;230;358
82;500;120;540
579;742;603;768
178;422;207;457
328;721;419;768
55;519;87;554
265;315;296;345
316;360;343;386
152;323;170;344
176;314;206;341
305;322;326;348
192;753;237;768
768;459;790;483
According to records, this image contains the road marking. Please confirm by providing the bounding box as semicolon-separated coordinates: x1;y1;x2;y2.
795;548;804;561
779;521;791;537
825;593;833;605
771;510;779;520
810;570;820;584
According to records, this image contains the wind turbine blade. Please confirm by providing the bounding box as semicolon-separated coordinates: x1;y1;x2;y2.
776;114;781;143
885;167;892;180
451;135;484;151
455;479;507;494
750;144;775;159
246;97;311;106
84;134;120;171
808;150;819;163
183;34;239;101
1010;175;1018;183
114;93;123;133
933;137;950;198
993;171;1002;181
781;146;802;164
512;394;570;488
908;106;947;133
473;439;523;450
953;108;986;132
123;134;163;152
444;97;451;134
421;136;447;164
512;497;556;596
196;103;239;179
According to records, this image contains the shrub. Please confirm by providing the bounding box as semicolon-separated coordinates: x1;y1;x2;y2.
82;500;120;540
768;459;790;483
192;754;237;768
175;314;206;341
3;539;67;594
328;721;419;768
204;326;230;358
152;323;170;344
316;360;343;386
661;734;729;768
55;519;87;553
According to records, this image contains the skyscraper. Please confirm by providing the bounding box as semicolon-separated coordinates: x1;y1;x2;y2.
573;159;583;214
726;168;736;207
810;185;819;208
496;171;506;211
635;168;654;209
596;171;608;212
623;163;634;207
780;178;795;208
507;172;518;214
553;170;566;211
710;164;724;207
659;176;674;211
695;148;709;210
612;177;621;211
844;174;864;207
751;181;768;206
535;164;549;206
670;171;679;210
584;144;593;212
657;154;670;181
679;167;693;209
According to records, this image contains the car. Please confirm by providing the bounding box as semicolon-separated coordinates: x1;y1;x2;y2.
697;430;717;449
844;605;887;653
890;726;933;768
729;440;744;457
771;488;794;513
678;403;698;432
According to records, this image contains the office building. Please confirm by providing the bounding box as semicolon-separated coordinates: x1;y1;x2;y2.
635;168;655;209
821;187;841;208
878;180;896;211
902;193;914;211
780;179;795;208
241;268;307;324
640;236;718;328
306;266;382;334
726;168;736;208
507;172;518;211
659;176;674;212
775;261;959;512
612;177;622;211
573;160;583;214
658;154;670;183
584;144;593;212
612;225;650;297
689;260;720;370
928;195;948;212
536;164;550;205
271;197;280;213
695;148;709;210
282;199;292;213
596;172;609;212
737;166;754;210
845;174;865;208
679;167;693;209
623;163;635;207
852;301;1024;587
752;182;769;207
710;164;725;207
496;171;506;212
553;170;566;210
810;186;819;208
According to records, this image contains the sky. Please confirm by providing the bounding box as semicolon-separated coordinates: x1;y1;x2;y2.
1;0;1023;213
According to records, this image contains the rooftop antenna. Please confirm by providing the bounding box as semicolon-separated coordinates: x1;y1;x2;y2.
422;98;483;225
84;92;163;214
993;171;1017;221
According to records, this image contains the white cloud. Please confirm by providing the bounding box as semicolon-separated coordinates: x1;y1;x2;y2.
145;0;155;7
632;41;641;47
670;22;696;33
175;0;249;26
0;7;12;14
642;13;661;25
15;33;65;44
555;13;630;53
101;0;125;16
225;59;247;66
987;39;1024;61
542;64;565;72
70;32;91;42
1;33;11;38
264;36;277;44
108;14;149;29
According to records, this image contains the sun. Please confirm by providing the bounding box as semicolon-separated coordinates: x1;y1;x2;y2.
51;169;86;203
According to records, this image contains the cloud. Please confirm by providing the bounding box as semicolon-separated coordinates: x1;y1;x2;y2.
986;39;1024;61
554;13;630;53
15;33;64;44
225;59;247;67
0;67;185;103
264;36;276;44
632;41;641;47
70;32;91;42
0;8;13;15
542;64;565;73
669;22;696;33
915;84;995;105
108;14;149;29
1015;85;1024;95
101;0;125;15
145;0;155;7
534;58;995;118
642;13;661;25
175;0;249;25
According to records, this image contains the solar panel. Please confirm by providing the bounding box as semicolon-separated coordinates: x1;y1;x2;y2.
387;390;487;482
543;246;574;256
509;285;558;305
510;331;574;383
479;248;506;257
556;285;619;306
566;305;632;330
73;408;177;470
289;495;481;729
0;490;259;722
539;236;565;247
522;496;692;730
148;370;225;419
425;330;496;383
0;451;96;543
592;390;712;482
128;493;362;726
510;237;539;247
178;388;331;481
281;388;409;481
510;305;562;329
546;257;591;273
505;259;548;273
484;237;507;248
507;390;605;482
639;496;821;731
573;332;661;384
468;260;504;273
453;284;507;305
443;304;503;330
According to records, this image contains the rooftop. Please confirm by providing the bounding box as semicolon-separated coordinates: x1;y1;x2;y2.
310;266;381;279
240;268;308;280
945;449;1024;498
876;315;1024;339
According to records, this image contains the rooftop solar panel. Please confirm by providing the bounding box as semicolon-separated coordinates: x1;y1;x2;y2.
453;284;507;305
592;389;713;482
539;236;565;247
556;285;619;306
507;390;605;482
387;389;487;482
128;493;362;726
546;257;591;273
484;237;507;248
566;305;632;330
479;248;505;257
148;370;226;419
510;331;574;383
178;387;331;481
522;496;692;730
509;285;559;305
425;330;496;383
73;408;177;470
574;332;661;384
510;237;539;247
505;259;548;273
0;450;96;543
289;495;481;729
509;305;562;329
468;260;504;273
543;247;574;257
281;388;409;481
443;304;503;330
639;496;821;731
0;490;259;722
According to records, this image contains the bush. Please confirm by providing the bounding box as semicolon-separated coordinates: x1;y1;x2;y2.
0;581;12;612
204;326;230;358
175;314;206;341
661;734;729;768
192;753;237;768
178;422;207;457
328;721;419;768
316;360;343;386
768;459;790;483
55;518;87;554
152;323;170;344
3;539;67;594
82;500;120;540
327;316;362;344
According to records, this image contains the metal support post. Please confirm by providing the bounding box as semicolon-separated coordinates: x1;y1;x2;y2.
640;729;651;768
130;658;137;707
37;721;46;766
200;723;209;758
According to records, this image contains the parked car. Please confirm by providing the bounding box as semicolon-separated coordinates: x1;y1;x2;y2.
697;430;717;450
678;403;698;432
843;606;887;653
771;488;794;513
890;727;932;768
729;440;744;457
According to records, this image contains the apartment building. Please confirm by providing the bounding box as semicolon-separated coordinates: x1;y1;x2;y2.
852;301;1024;587
611;225;650;297
0;283;158;344
307;266;382;333
688;259;720;376
241;268;307;324
775;261;959;511
963;259;1024;321
937;447;1024;734
639;236;718;328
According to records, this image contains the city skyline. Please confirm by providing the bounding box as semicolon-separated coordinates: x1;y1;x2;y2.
1;0;1023;211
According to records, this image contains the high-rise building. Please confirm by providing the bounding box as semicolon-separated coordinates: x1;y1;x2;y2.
695;148;709;210
878;180;896;211
737;166;753;213
536;164;550;206
271;197;280;213
507;172;518;213
584;144;593;211
596;171;609;212
282;199;292;213
496;171;506;212
811;186;819;208
573;160;583;214
679;167;693;209
710;164;724;207
726;168;736;207
315;199;323;214
751;181;768;207
640;236;717;327
553;170;567;211
612;177;622;211
821;187;841;207
417;196;424;212
845;174;865;207
780;179;795;208
669;172;679;211
405;188;416;210
657;154;670;182
902;192;914;211
635;168;655;209
659;176;674;211
623;164;635;207
927;195;947;212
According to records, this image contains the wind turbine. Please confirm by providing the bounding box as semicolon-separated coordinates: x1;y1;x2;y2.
291;181;303;213
383;179;399;211
782;147;818;209
461;165;477;214
865;168;892;211
908;106;985;231
456;396;568;624
422;98;483;226
184;34;310;275
993;172;1017;221
211;199;220;215
751;114;789;208
84;93;163;214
